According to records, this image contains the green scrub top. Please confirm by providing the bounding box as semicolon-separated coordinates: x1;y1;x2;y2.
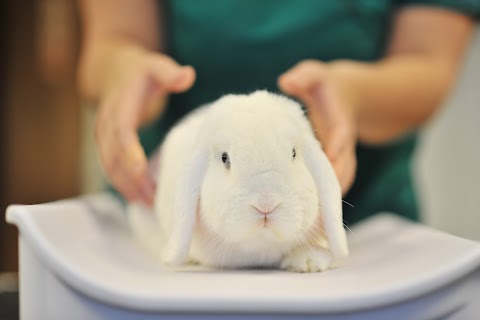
138;0;479;225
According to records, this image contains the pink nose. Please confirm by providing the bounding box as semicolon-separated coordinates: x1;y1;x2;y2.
252;194;280;214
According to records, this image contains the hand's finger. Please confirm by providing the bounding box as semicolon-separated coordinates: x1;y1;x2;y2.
96;93;155;206
279;60;357;195
169;65;196;92
147;54;196;93
301;86;336;155
98;122;152;204
112;160;155;206
93;54;195;208
118;133;155;203
109;162;141;202
311;83;356;162
322;120;351;163
107;141;155;206
139;178;156;207
278;63;333;148
95;127;140;202
331;146;357;196
278;60;327;96
114;79;158;206
124;139;155;189
113;72;162;127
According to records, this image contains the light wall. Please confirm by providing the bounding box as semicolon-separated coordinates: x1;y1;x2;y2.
415;27;480;241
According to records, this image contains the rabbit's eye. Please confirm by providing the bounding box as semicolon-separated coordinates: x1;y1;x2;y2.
292;148;296;160
222;152;230;169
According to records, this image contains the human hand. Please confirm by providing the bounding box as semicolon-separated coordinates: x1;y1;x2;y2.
278;60;357;195
95;45;196;206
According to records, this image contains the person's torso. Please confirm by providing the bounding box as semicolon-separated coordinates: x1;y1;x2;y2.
140;0;418;224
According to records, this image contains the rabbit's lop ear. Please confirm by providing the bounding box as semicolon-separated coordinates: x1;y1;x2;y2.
162;147;208;265
303;135;349;262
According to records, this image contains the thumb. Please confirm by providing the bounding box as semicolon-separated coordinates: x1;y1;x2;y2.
278;60;328;97
147;54;196;93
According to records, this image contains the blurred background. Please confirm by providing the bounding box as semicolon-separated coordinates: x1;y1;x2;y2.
1;1;81;274
0;1;479;278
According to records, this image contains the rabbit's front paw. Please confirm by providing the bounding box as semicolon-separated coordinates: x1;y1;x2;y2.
281;247;333;273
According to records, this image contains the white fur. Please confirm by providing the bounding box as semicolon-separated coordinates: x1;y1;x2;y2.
129;91;348;272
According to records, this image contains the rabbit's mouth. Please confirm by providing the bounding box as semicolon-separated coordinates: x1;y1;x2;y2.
257;212;274;229
249;219;292;243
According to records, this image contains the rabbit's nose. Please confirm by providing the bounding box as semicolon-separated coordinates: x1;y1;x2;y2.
252;194;280;214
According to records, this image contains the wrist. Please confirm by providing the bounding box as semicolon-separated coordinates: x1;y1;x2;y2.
100;40;150;97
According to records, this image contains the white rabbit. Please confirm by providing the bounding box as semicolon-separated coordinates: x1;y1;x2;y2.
129;91;348;272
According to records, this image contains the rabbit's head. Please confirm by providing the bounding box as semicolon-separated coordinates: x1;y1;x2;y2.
199;91;321;246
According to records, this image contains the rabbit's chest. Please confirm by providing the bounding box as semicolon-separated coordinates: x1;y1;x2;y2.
189;228;294;269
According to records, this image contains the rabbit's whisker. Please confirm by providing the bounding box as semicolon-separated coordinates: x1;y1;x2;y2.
212;237;229;266
306;229;324;247
342;200;354;208
309;223;327;235
189;256;201;265
343;222;357;240
305;228;332;255
219;239;227;272
196;229;213;244
208;235;223;256
204;233;223;261
300;236;316;254
225;238;236;268
219;237;234;272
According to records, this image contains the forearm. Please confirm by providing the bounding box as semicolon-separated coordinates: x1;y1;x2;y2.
77;0;161;101
78;39;150;100
330;55;460;144
329;7;474;145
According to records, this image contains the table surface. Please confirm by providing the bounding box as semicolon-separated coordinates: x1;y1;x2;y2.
6;194;480;314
